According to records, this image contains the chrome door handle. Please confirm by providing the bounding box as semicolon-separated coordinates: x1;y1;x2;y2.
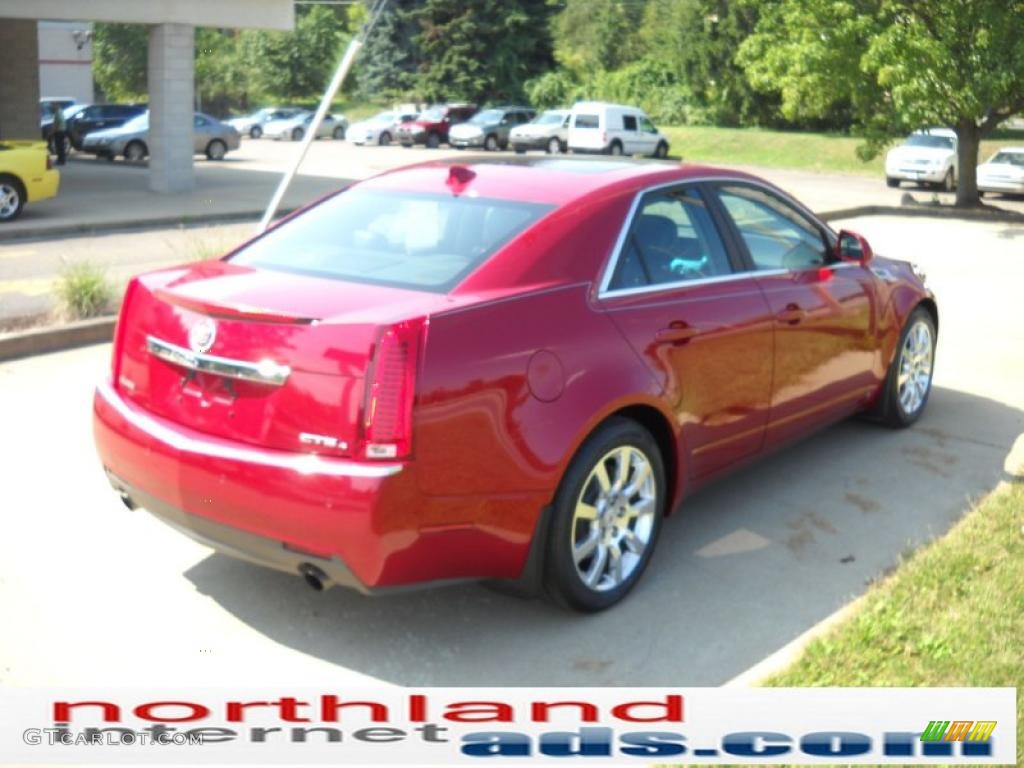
656;322;699;344
776;303;805;325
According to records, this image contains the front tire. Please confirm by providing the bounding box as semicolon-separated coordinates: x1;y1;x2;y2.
426;133;441;149
379;131;391;146
874;307;936;428
291;127;305;142
250;125;263;139
941;168;955;192
546;137;561;155
484;134;499;151
333;125;346;140
886;176;900;188
205;139;227;161
608;140;624;156
653;141;669;159
0;175;26;222
544;418;665;612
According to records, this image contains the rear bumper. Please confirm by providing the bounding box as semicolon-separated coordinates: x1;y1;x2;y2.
93;379;540;591
27;168;60;202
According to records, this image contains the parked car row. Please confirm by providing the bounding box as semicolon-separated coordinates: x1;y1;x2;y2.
884;128;1024;196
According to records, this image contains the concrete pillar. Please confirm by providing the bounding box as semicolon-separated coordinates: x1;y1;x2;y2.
0;19;41;139
147;23;194;193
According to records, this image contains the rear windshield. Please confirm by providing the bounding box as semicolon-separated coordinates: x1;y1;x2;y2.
574;114;599;129
230;189;553;292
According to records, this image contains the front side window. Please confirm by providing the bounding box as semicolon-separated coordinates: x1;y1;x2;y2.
715;185;830;271
608;187;732;292
640;117;657;133
230;190;552;293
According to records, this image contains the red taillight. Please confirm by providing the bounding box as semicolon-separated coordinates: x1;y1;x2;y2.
361;317;427;460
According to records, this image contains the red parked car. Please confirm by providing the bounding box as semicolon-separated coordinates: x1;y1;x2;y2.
94;158;937;611
396;103;477;148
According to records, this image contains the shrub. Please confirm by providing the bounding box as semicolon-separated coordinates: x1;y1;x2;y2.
55;262;113;320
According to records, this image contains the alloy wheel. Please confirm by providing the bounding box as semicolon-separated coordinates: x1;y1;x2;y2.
0;183;21;220
571;446;657;592
897;319;934;416
547;137;561;154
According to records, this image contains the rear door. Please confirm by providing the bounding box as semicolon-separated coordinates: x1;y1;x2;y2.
709;182;879;445
598;184;774;479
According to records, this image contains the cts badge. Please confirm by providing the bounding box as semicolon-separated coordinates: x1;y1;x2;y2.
188;317;217;353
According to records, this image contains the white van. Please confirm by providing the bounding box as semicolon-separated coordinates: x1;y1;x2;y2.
568;101;670;158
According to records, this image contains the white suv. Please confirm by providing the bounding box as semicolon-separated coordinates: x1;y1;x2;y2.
568;102;669;158
885;128;958;190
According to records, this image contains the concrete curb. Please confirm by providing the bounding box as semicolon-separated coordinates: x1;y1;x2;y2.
819;203;1024;223
0;208;298;243
723;592;870;687
0;316;116;362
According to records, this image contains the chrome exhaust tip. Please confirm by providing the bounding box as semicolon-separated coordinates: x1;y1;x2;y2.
298;563;328;592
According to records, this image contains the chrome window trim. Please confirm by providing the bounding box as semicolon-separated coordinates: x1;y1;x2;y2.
147;336;291;387
596;175;838;300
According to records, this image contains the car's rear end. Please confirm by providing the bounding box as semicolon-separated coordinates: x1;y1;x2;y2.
0;141;60;213
567;108;607;154
93;170;563;591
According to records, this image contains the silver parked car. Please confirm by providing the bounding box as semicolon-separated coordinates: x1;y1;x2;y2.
448;106;535;151
262;111;348;141
81;112;241;162
226;107;304;139
510;109;571;154
348;110;419;146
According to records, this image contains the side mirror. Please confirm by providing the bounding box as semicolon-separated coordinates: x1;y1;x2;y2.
836;229;874;264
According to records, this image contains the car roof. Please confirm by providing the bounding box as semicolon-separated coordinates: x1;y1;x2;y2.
992;146;1024;154
571;101;642;112
911;127;956;138
358;155;763;207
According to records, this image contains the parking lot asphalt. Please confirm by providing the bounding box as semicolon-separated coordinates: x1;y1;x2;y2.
1;214;1021;688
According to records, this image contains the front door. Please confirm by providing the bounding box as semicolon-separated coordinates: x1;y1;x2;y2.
598;184;774;480
710;183;879;445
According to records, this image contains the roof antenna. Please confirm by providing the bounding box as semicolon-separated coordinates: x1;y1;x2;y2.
446;165;476;195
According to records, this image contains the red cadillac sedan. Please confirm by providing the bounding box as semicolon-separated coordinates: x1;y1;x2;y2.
94;157;937;611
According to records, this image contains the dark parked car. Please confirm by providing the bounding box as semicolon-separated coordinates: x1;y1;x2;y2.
396;103;477;148
95;157;937;612
67;104;147;150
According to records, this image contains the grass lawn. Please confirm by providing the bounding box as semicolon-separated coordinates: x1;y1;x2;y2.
755;476;1024;764
660;124;1024;177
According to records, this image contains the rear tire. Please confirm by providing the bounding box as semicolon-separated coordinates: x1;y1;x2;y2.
0;174;26;222
426;133;441;149
379;131;391;146
608;140;623;156
124;140;147;163
872;306;936;428
333;125;346;140
543;418;665;612
886;176;900;188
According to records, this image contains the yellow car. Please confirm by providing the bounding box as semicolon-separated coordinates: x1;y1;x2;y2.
0;140;60;222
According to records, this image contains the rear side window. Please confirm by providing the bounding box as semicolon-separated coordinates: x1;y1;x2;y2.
574;114;599;129
623;115;638;131
608;187;732;292
230;190;552;293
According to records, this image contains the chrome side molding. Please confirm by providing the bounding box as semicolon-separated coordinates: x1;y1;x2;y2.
146;335;291;386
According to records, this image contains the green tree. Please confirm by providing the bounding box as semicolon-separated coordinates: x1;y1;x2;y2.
551;0;644;77
639;0;777;126
93;23;148;101
739;0;1024;206
357;0;423;101
247;4;351;102
412;0;554;103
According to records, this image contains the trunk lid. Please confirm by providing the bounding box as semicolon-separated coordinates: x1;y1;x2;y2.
115;261;450;457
